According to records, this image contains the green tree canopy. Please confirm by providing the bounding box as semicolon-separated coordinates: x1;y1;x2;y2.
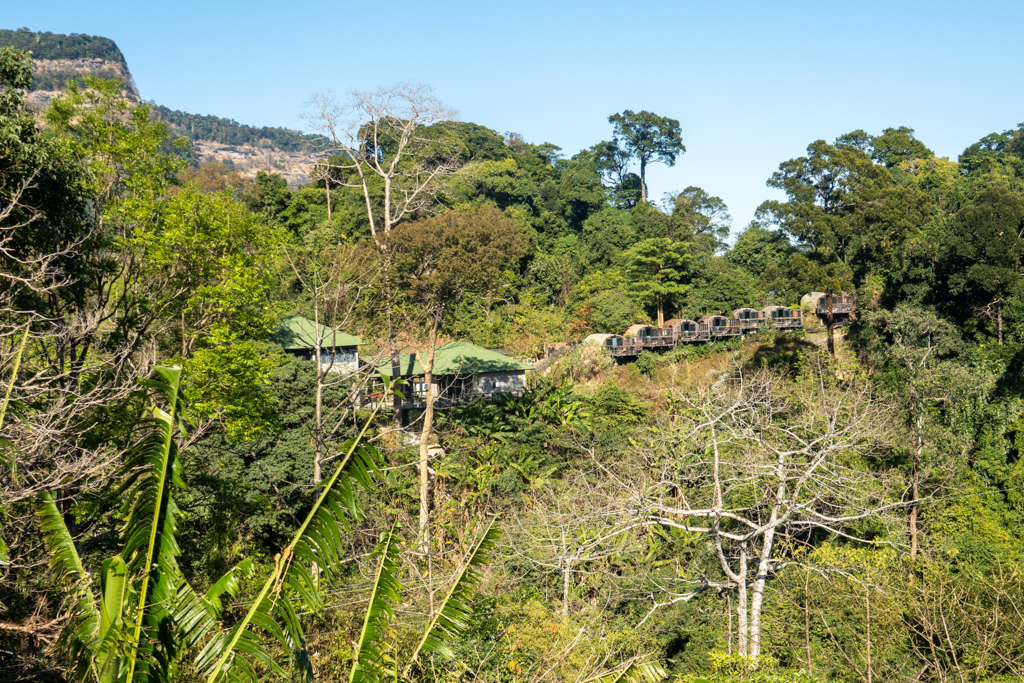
622;237;690;326
605;109;685;203
940;186;1024;344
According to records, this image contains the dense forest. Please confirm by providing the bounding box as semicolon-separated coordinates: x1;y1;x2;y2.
2;41;1024;683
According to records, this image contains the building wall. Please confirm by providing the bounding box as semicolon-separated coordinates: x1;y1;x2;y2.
318;357;359;375
287;346;359;374
404;370;527;407
469;371;527;399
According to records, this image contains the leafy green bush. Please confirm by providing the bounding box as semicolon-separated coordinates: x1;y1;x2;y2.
636;350;658;377
585;381;649;425
675;653;821;683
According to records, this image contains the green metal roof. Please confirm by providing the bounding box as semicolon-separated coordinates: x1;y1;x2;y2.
272;315;363;350
375;341;532;378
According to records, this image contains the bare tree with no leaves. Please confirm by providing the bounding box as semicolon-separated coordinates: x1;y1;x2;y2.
611;360;902;664
304;82;465;433
303;82;463;246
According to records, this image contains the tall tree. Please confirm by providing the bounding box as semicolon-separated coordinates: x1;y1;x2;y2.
728;222;795;280
756;137;875;354
941;185;1024;344
870;126;934;168
305;82;464;429
622;237;690;327
665;186;732;253
606;110;685;203
621;365;898;665
865;306;961;561
304;82;462;245
385;206;527;546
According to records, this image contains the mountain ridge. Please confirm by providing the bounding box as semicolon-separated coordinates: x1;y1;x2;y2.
1;27;322;186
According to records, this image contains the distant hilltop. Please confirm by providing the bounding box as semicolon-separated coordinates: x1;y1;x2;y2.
0;28;139;108
0;27;325;186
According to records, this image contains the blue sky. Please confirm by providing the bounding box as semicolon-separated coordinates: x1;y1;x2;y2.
4;1;1023;235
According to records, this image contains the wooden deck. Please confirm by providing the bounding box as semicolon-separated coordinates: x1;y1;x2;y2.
815;294;855;315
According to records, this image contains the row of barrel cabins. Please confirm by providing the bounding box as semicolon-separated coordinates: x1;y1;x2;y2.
584;292;855;357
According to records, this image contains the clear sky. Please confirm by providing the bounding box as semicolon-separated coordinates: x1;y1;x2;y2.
4;1;1023;235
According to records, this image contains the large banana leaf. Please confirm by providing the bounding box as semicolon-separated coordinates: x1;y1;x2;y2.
349;523;402;683
35;366;388;683
118;366;188;683
585;659;668;683
405;517;500;672
36;366;193;683
37;492;101;681
0;324;29;478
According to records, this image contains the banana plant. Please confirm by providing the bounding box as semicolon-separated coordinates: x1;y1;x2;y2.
349;523;403;683
37;366;390;683
587;659;668;683
341;516;501;682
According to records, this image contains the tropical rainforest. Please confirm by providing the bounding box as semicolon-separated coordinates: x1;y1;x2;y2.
2;34;1024;683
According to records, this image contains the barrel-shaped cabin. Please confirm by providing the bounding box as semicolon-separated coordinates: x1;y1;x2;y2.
801;291;855;317
698;314;742;337
732;308;765;331
624;324;674;348
664;318;710;343
584;333;639;357
762;305;803;329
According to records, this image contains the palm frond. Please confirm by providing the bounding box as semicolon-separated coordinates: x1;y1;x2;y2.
349;523;402;683
37;491;100;681
406;517;500;669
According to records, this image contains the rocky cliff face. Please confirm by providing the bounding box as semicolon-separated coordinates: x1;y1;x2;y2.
188;140;321;188
3;28;318;188
26;56;139;109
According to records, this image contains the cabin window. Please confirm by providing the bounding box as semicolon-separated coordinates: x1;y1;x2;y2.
445;377;471;398
413;381;429;400
329;348;356;363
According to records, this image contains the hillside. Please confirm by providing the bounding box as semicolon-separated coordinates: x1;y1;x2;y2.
0;28;138;108
152;105;327;186
1;27;321;185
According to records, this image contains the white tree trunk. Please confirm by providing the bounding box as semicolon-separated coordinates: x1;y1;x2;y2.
418;317;441;552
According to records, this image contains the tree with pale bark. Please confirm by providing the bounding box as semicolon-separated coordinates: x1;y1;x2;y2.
303;82;463;246
616;360;901;665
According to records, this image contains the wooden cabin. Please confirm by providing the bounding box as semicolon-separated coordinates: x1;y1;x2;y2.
762;305;803;329
698;314;742;337
584;333;639;357
623;324;674;348
664;318;710;343
801;292;855;317
732;308;765;331
272;315;362;373
373;341;532;411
